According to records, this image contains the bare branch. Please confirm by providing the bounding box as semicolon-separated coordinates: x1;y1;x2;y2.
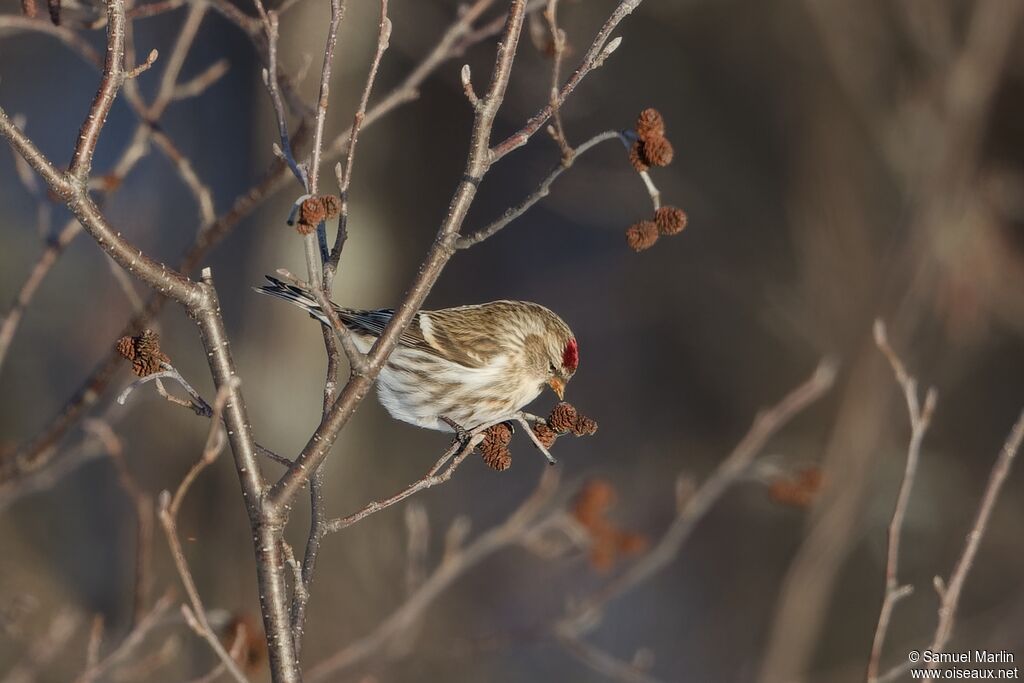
542;0;573;160
324;433;483;533
67;0;127;182
171;59;230;102
867;319;937;682
924;409;1024;668
327;0;392;279
456;130;622;248
490;0;641;162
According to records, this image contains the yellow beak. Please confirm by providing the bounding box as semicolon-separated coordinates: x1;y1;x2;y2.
547;377;565;400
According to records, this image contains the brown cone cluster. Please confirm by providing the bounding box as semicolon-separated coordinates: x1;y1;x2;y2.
623;109;688;252
476;403;598;471
116;330;170;377
629;108;674;172
626;205;688;252
478;423;513;471
295;194;341;235
546;402;598;437
768;467;824;509
571;479;648;572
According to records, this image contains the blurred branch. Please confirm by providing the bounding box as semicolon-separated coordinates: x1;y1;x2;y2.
188;621;250;683
73;592;174;683
876;407;1024;683
562;359;836;635
81;419;156;626
924;409;1024;671
558;631;665;683
552;361;836;679
760;2;1024;677
157;379;250;683
306;469;562;681
867;320;937;682
0;219;76;375
0;609;81;683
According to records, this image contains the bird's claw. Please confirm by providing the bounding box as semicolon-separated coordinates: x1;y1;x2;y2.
440;416;471;446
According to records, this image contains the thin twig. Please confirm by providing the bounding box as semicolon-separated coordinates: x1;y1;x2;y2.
456;130;622;248
327;0;392;280
324;433;483;533
490;0;636;161
543;0;573;160
255;8;306;186
116;366;212;417
924;409;1024;670
867;320;937;682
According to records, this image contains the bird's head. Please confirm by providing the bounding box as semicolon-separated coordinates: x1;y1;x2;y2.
544;336;578;400
510;303;578;401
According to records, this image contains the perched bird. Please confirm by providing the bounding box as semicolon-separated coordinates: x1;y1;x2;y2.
256;275;579;432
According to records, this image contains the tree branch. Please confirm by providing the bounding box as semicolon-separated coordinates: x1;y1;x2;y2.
867;320;937;682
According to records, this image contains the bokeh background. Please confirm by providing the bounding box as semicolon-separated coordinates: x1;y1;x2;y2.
2;0;1024;680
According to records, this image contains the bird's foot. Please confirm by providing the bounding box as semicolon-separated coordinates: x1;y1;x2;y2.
440;416;471;446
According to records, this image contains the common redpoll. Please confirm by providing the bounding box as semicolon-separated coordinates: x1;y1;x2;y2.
256;276;579;432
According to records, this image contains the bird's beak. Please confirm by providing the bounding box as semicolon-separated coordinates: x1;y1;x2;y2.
547;377;565;400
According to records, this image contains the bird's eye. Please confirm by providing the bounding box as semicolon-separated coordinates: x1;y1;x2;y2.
548;362;557;374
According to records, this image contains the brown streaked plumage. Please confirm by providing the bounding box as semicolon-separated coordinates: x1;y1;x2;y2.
256;276;578;430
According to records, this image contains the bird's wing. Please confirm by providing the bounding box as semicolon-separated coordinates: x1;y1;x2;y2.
413;306;504;369
337;304;508;369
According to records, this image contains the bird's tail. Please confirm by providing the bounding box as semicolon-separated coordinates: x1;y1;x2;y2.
254;275;332;326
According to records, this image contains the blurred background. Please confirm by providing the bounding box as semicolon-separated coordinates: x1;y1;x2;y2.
2;0;1024;680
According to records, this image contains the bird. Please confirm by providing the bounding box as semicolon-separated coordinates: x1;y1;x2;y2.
255;275;579;433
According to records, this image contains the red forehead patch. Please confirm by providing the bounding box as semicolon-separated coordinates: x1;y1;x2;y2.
562;338;579;372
